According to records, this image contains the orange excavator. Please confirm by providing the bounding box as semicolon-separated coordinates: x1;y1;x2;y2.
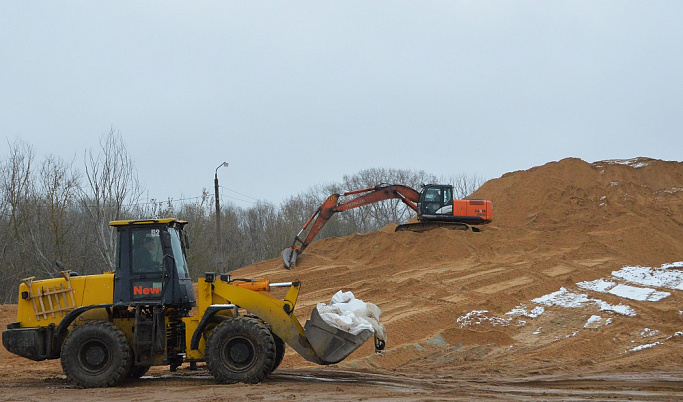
282;184;492;268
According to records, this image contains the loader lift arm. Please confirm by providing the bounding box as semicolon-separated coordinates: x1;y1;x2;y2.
282;184;420;268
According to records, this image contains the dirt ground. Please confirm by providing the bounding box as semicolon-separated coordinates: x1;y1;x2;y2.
2;157;682;400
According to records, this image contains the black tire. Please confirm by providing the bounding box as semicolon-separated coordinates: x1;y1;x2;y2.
205;317;276;384
60;321;132;388
270;333;285;373
126;364;151;379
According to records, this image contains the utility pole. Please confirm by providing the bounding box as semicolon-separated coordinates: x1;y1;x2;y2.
214;162;229;267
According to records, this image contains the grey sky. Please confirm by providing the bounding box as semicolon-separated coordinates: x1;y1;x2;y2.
2;1;681;207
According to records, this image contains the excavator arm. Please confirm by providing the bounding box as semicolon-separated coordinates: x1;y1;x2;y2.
282;184;420;268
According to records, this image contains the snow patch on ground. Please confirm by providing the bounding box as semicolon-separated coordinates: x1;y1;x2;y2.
628;342;662;353
531;287;637;316
577;279;615;293
456;310;511;328
456;262;682;345
577;262;683;303
578;280;671;301
610;284;670;301
597;158;651;168
531;287;591;308
612;262;683;290
506;305;545;318
584;315;612;328
640;328;659;338
594;300;637;316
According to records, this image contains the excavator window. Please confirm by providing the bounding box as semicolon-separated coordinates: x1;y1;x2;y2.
421;185;454;215
443;187;453;206
434;187;453;215
422;187;444;214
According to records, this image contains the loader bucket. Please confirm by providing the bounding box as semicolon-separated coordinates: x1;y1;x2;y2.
303;308;373;364
282;247;299;269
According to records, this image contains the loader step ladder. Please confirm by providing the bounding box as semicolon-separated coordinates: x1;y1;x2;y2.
21;271;77;321
133;305;166;364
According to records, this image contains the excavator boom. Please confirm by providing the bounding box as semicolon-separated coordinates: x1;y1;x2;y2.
282;184;420;268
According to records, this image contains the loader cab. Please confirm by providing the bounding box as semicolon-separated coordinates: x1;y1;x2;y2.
110;219;195;310
418;184;454;218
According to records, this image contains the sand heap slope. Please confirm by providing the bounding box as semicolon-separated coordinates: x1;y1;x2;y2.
238;157;683;376
472;157;683;264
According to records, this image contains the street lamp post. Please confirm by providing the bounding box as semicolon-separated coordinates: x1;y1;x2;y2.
214;162;229;267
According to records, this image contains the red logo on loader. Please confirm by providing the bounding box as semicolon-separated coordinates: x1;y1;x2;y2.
134;285;161;296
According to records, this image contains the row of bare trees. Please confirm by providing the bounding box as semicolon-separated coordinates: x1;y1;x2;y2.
0;131;484;302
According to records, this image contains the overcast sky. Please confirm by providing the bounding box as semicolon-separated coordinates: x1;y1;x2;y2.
2;1;681;207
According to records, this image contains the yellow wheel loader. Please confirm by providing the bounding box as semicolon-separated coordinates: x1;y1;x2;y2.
2;218;383;387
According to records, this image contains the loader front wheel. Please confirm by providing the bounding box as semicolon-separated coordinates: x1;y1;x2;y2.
61;321;132;388
206;317;276;384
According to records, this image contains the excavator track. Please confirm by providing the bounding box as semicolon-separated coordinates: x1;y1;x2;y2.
394;221;478;233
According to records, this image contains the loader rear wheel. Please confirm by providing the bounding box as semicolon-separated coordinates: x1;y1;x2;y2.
206;317;276;384
60;321;132;388
270;333;285;373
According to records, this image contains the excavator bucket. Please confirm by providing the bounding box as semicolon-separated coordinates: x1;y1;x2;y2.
303;308;373;364
282;247;299;269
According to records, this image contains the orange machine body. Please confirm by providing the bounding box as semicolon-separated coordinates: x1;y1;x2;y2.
451;199;493;223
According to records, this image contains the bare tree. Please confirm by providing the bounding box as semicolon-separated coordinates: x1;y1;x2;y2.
338;167;438;232
80;129;144;270
12;155;83;279
443;173;487;199
37;155;81;268
0;140;37;301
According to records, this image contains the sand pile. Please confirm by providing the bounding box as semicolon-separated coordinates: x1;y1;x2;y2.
1;157;681;385
471;157;683;265
236;157;683;376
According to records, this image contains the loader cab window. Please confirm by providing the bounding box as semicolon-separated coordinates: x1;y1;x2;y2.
167;227;190;278
132;229;163;273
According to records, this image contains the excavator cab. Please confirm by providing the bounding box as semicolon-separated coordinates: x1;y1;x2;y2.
419;184;492;225
419;184;454;216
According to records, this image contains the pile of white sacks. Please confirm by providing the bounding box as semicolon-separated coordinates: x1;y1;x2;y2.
316;290;387;343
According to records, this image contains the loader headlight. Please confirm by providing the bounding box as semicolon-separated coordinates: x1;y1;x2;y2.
204;272;216;283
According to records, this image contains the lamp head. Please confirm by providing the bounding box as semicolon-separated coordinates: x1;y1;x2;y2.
215;162;229;174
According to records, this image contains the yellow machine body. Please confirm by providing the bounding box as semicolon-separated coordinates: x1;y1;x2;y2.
16;272;115;328
9;270;364;366
3;218;379;387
